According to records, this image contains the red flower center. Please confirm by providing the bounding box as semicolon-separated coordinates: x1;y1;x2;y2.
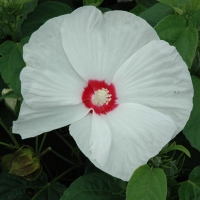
82;80;118;115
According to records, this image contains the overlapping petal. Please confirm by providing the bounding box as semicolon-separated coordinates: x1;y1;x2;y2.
70;103;176;181
23;15;82;83
69;113;112;167
20;66;85;109
13;102;89;139
89;114;112;166
13;12;89;137
113;40;193;137
61;6;159;83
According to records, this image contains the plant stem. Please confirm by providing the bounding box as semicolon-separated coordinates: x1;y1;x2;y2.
55;131;83;164
38;132;47;154
51;165;76;183
37;147;51;158
35;136;38;155
55;131;76;154
41;159;53;180
51;148;76;165
31;166;77;200
31;183;49;200
0;141;17;149
0;118;20;149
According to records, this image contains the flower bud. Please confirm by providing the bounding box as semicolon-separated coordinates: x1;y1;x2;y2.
8;146;41;180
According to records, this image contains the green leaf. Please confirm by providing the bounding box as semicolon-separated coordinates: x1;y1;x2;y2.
173;145;191;157
21;1;72;38
155;14;198;68
150;156;162;167
157;0;178;7
15;0;34;4
0;37;29;96
179;166;200;200
60;172;125;200
130;3;147;16
173;6;184;15
139;3;174;27
83;0;103;7
0;23;8;42
16;0;38;39
189;9;200;28
160;142;191;157
0;91;19;100
114;178;127;190
126;164;167;200
191;51;200;77
53;0;74;9
183;76;200;152
137;0;157;8
157;0;188;7
0;172;66;200
158;0;200;15
164;160;178;176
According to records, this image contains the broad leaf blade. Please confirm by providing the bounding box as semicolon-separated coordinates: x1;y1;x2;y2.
126;164;167;200
0;172;66;200
157;0;178;7
140;3;174;27
189;9;200;28
158;0;200;10
0;37;29;96
83;0;103;7
155;14;198;68
179;166;200;200
60;172;125;200
137;0;157;8
16;0;38;40
183;76;200;152
130;3;147;16
21;1;72;38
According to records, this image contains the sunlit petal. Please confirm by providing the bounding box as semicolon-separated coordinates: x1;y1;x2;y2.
61;6;159;83
70;103;176;181
23;15;80;82
113;40;193;136
89;114;112;166
13;102;89;139
20;66;86;109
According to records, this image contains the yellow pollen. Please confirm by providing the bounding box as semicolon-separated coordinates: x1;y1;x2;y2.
92;88;112;106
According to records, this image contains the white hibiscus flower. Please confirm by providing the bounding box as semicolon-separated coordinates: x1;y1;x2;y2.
13;6;193;181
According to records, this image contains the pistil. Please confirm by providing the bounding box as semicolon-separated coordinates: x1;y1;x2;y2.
92;88;112;106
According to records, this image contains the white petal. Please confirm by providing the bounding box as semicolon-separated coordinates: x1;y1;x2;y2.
61;6;159;83
23;15;80;82
13;102;89;139
69;114;92;154
20;66;86;109
103;103;176;180
70;103;176;181
89;114;112;166
113;40;193;136
70;113;112;167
